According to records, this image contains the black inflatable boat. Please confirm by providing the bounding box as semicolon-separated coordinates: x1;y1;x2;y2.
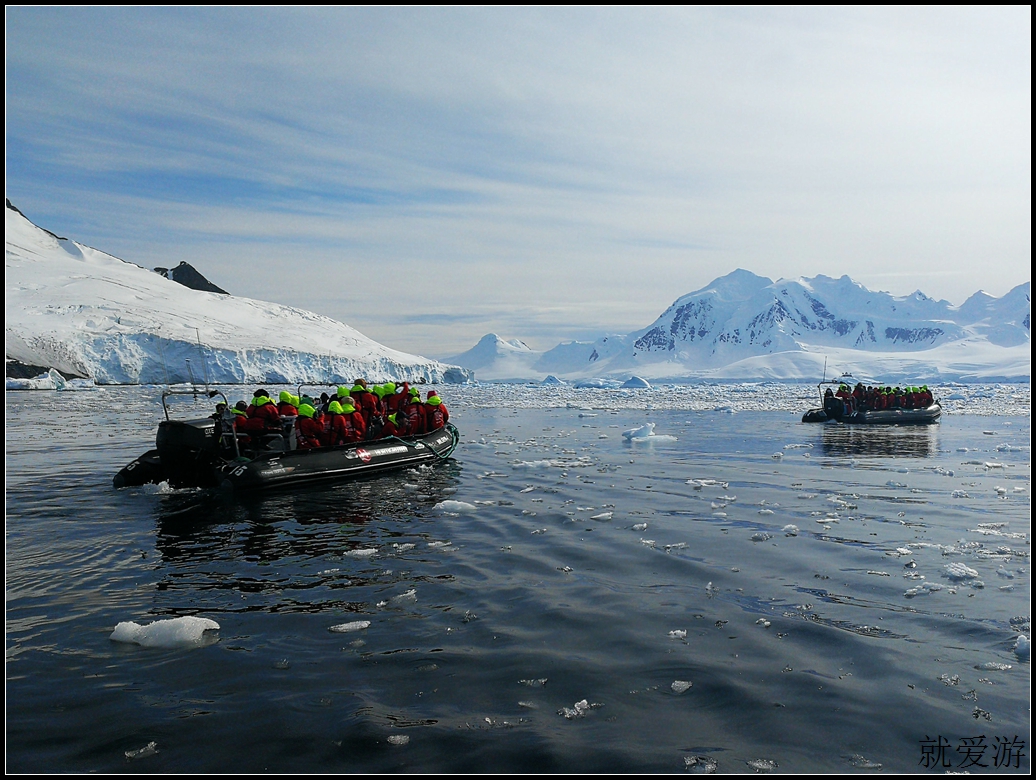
114;388;459;492
801;378;941;425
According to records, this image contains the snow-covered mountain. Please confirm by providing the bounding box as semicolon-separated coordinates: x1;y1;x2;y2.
5;201;471;385
452;270;1030;383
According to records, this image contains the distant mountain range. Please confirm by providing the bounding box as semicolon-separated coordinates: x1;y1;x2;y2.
448;270;1030;383
5;201;471;385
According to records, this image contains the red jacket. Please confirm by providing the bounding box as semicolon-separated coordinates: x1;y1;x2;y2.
296;415;325;450
327;411;365;445
424;402;448;431
402;401;425;436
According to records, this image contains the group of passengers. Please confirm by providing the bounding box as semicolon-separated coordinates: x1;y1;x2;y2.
825;383;934;414
217;379;449;452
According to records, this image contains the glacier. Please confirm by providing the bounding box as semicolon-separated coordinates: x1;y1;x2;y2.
5;201;472;386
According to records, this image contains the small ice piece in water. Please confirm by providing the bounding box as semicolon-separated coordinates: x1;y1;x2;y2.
623;423;655;440
755;619;771;628
751;532;772;542
977;662;1012;671
684;755;718;773
945;562;979;581
558;699;592;719
346;548;378;558
387;734;410;746
782;525;798;536
758;509;774;515
746;758;778;773
390;589;418;605
1014;635;1030;661
671;680;692;693
125;741;158;759
435;500;478;514
771;452;783;460
669;630;687;639
590;512;613;520
951;490;970;499
997;566;1015;579
848;755;882;770
632;523;648;531
110;616;219;648
329;620;371;633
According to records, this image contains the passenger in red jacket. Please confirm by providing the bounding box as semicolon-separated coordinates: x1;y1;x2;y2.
326;400;365;444
424;392;449;431
277;391;299;417
295;404;325;450
401;391;426;436
381;412;406;438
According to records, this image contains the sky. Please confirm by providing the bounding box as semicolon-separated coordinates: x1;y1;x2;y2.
5;7;1031;358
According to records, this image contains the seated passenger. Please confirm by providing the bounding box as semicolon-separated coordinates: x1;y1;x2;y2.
295;404;325;450
401;390;426;436
326;400;365;445
425;391;449;431
277;391;299;417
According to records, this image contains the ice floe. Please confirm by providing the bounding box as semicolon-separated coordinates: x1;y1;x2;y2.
329;620;371;633
110;616;219;648
435;500;478;514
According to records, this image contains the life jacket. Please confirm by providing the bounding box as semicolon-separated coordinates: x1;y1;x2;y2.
327;411;364;444
247;398;282;431
295;415;325;450
425;401;448;431
402;401;425;436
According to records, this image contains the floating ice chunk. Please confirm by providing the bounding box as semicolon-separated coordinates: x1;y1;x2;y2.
558;699;592;719
848;755;882;770
519;678;548;686
387;734;410;745
427;541;452;548
977;662;1012;671
669;629;687;639
520;486;536;493
985;462;1006;470
684;755;718;773
951;490;970;499
346;548;378;558
771;452;783;460
783;443;813;450
886;481;907;488
945;562;979;580
755;619;771;628
622;376;651;388
590;511;613;520
997;566;1015;579
623;423;654;439
758;509;774;515
746;758;778;773
435;500;478;514
390;589;417;605
751;532;772;542
1015;635;1030;661
578;412;597;418
671;680;692;693
125;741;158;759
110;616;219;648
329;620;370;633
782;525;798;536
632;523;648;531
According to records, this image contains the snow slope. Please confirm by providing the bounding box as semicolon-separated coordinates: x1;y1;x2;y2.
451;270;1030;383
5;202;471;385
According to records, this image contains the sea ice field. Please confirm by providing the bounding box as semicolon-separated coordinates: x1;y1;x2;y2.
5;382;1030;773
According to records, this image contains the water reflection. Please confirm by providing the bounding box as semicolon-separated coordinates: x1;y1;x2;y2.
818;423;939;458
149;463;462;606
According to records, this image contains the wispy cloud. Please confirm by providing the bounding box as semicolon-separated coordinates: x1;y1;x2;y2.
6;6;1030;357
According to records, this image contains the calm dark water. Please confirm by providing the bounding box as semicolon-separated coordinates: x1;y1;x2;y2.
6;386;1030;773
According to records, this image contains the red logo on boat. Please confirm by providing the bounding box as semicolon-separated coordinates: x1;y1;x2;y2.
355;448;372;463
